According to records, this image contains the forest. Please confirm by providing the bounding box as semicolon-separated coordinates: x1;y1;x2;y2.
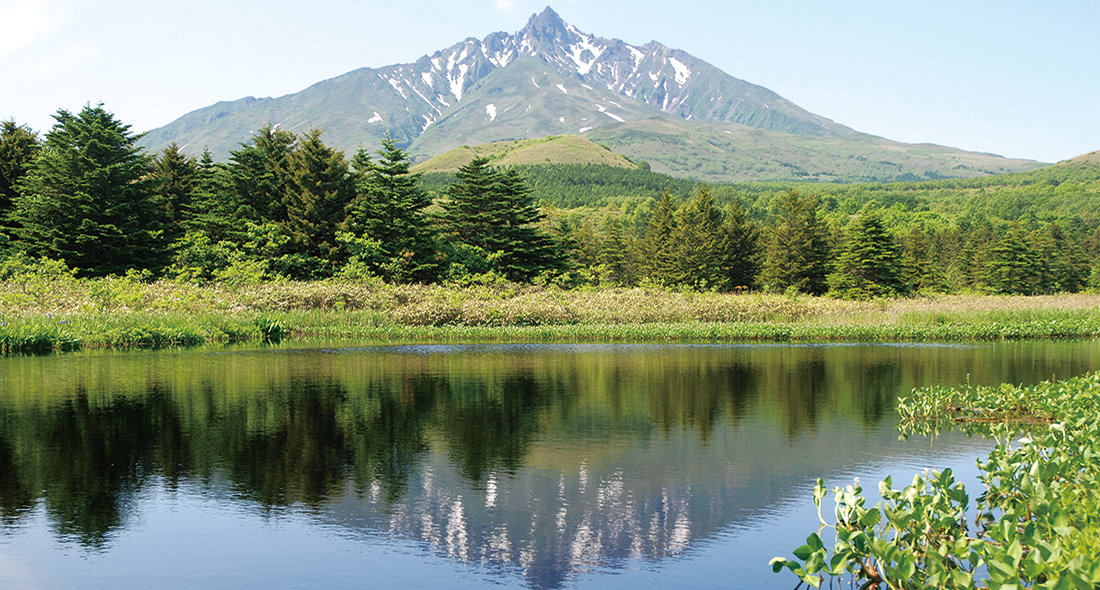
2;104;1099;299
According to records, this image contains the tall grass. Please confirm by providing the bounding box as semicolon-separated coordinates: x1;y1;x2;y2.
3;275;1100;354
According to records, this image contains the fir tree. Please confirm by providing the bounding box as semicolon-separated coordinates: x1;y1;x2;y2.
150;143;197;233
182;150;239;242
280;128;353;277
827;210;904;299
11;104;169;275
760;190;828;294
1035;221;1087;293
226;124;296;223
345;136;438;282
641;189;679;285
672;184;726;289
438;158;563;282
981;222;1040;294
722;198;759;291
598;217;631;285
0;120;40;232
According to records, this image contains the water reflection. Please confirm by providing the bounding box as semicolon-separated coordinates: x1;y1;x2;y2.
0;342;1097;588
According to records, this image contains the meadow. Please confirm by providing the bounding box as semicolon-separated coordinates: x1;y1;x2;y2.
2;272;1100;354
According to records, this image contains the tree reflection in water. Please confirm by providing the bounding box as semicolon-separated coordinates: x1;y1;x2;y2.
0;342;1096;587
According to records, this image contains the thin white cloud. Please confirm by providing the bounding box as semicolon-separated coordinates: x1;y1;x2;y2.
495;0;514;12
0;0;64;60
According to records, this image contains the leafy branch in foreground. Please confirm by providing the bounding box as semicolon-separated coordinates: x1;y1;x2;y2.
772;372;1100;589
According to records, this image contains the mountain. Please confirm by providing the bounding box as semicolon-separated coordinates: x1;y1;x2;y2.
140;7;1043;183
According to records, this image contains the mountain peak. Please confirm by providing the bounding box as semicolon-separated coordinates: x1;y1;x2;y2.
526;6;565;29
520;6;572;49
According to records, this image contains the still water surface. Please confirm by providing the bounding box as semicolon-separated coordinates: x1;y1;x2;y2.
1;340;1099;589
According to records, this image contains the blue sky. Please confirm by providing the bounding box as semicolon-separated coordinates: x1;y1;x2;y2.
1;0;1096;163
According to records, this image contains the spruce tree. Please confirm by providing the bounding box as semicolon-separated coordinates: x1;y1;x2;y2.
0;120;40;232
760;190;828;294
827;210;904;299
345;136;438;282
11;104;169;275
641;189;679;285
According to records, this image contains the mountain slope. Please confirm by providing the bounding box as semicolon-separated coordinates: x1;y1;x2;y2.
584;120;1045;182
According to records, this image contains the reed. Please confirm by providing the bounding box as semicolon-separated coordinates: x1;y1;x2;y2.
3;276;1100;353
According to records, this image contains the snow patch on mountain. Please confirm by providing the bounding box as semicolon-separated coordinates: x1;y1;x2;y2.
565;26;605;75
669;57;691;86
387;77;408;99
603;111;625;123
556;83;568;95
486;104;498;121
579;127;592;133
368;112;383;124
449;64;468;101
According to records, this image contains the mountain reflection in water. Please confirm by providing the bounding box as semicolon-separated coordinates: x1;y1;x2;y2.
1;342;1098;589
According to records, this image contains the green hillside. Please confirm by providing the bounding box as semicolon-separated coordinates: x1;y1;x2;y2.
411;135;637;173
415;146;1098;217
584;119;1044;183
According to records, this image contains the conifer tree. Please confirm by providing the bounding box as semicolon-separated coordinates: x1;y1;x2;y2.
0;120;39;232
150;143;197;232
439;158;563;282
760;190;828;294
280;128;353;276
345;136;438;282
1035;221;1087;293
11;104;169;275
672;184;726;289
981;222;1040;294
226;124;296;223
722;198;759;291
572;219;602;268
598;217;631;285
641;189;679;285
182;150;239;242
827;210;904;299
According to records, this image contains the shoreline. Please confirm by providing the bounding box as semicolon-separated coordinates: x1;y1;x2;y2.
4;280;1100;354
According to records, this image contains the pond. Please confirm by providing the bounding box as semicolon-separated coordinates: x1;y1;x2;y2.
1;340;1099;589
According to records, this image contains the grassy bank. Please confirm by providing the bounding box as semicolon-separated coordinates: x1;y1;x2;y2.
2;276;1100;354
774;371;1100;589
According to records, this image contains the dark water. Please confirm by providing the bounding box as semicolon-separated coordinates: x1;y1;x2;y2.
1;340;1098;589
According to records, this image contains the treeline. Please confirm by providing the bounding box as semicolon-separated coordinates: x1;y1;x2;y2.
0;105;565;284
420;162;700;208
563;188;1100;296
2;104;1099;297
